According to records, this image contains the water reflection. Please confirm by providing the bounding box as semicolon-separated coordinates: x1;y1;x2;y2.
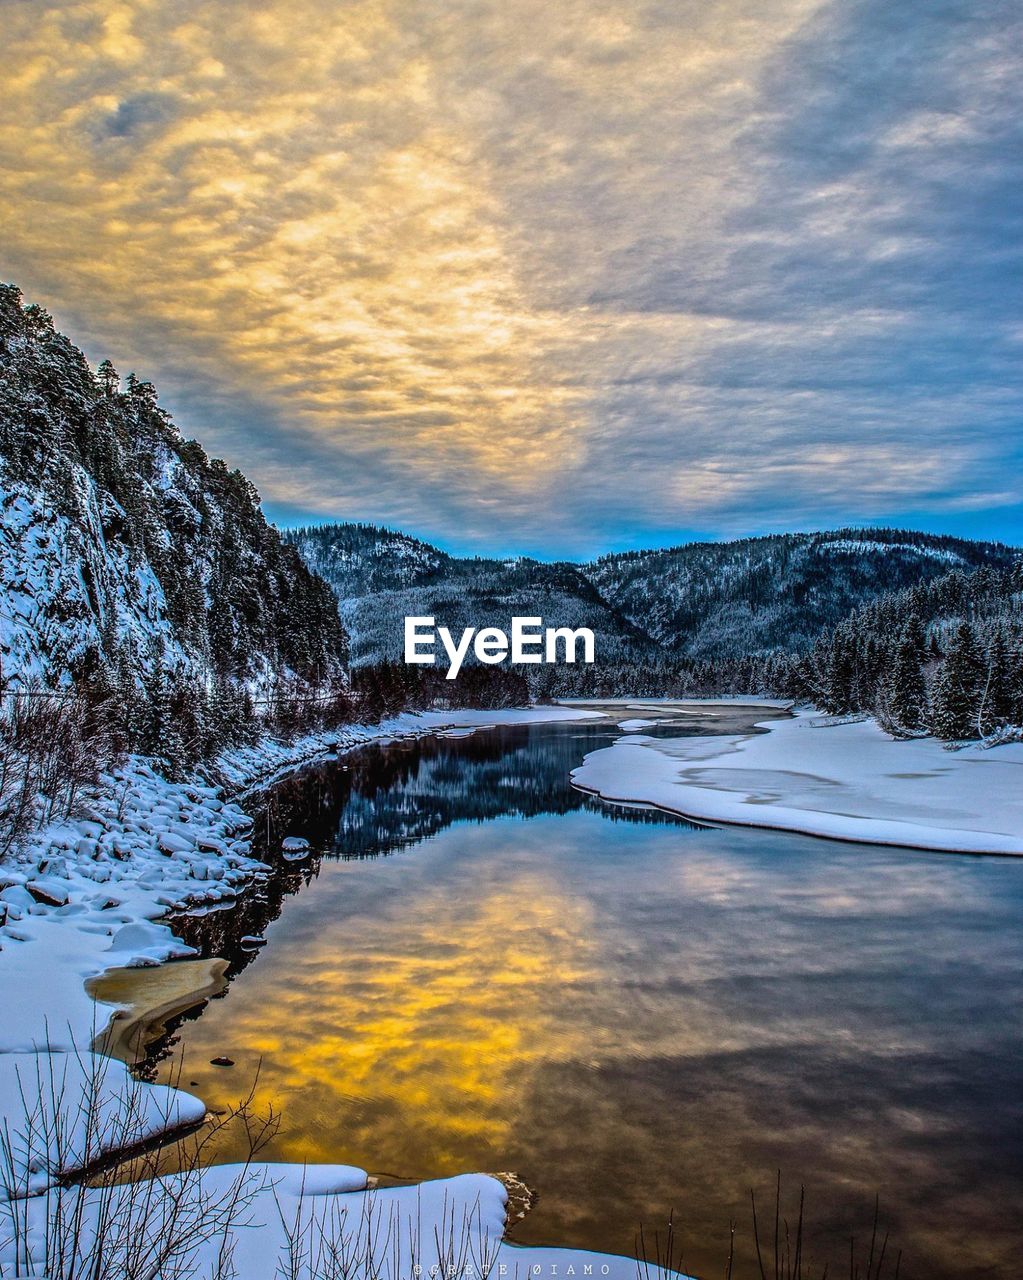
154;721;1023;1280
263;720;692;859
168;723;689;971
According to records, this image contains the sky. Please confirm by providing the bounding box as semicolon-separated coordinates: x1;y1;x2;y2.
2;0;1021;559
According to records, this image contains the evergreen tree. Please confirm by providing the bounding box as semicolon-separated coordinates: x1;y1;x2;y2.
930;620;983;740
143;668;172;759
883;614;928;734
97;359;119;397
977;629;1015;735
823;628;857;714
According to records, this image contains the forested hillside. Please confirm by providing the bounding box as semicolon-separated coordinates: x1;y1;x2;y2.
586;532;1016;658
287;523;451;599
288;523;1017;679
0;284;349;773
285;523;660;668
605;561;1023;744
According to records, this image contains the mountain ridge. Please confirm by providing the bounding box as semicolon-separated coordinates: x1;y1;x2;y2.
285;521;1018;666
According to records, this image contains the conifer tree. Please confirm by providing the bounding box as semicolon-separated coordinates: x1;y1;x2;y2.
97;359;119;397
930;620;982;740
884;614;928;734
823;629;856;714
977;629;1015;736
142;669;170;758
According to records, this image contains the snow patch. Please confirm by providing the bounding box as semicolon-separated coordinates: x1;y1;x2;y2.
572;711;1023;855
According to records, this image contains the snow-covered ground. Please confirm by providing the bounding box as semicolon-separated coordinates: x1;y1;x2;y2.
2;704;684;1280
3;1148;653;1280
572;710;1023;855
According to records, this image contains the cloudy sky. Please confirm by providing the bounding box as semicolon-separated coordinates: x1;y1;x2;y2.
2;0;1021;557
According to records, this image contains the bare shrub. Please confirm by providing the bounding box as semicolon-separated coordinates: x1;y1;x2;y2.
272;1180;502;1280
0;683;119;856
0;1046;273;1280
637;1173;901;1280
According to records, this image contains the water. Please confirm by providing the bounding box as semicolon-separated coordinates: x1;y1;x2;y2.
153;714;1023;1279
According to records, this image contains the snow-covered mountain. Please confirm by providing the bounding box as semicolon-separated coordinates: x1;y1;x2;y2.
284;523;661;667
586;530;1016;658
0;284;346;701
288;523;1017;666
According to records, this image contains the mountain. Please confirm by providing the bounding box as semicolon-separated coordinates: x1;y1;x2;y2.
586;531;1017;659
286;522;1018;667
288;523;452;599
0;284;348;758
284;523;660;667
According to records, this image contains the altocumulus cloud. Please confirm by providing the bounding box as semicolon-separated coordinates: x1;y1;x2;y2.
1;0;1021;556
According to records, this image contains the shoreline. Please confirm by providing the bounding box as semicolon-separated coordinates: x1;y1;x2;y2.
571;776;1023;857
3;702;693;1280
570;711;1023;857
87;956;230;1063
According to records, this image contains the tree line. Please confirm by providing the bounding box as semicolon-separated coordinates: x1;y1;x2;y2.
533;560;1023;743
786;562;1023;740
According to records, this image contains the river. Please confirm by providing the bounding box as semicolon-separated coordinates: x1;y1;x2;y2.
150;708;1023;1279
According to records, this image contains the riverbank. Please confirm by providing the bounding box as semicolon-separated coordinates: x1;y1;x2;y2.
0;706;604;1052
572;710;1023;855
2;703;681;1280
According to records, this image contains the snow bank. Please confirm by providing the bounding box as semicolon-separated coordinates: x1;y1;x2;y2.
0;1159;674;1279
572;711;1023;854
0;1052;205;1196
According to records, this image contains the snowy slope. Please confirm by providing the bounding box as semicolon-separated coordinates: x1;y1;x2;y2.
0;284;346;697
286;522;451;598
0;467;190;689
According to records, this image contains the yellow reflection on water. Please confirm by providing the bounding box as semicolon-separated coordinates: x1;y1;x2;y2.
146;801;1023;1278
160;864;596;1173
